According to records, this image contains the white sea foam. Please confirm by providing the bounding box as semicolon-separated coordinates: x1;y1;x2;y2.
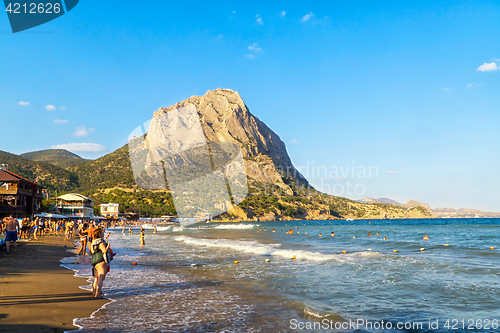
352;250;384;257
141;224;172;231
175;236;339;261
212;224;258;230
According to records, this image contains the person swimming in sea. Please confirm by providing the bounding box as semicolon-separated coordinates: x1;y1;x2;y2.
331;232;335;237
368;232;372;237
383;236;387;240
319;233;322;237
423;234;430;240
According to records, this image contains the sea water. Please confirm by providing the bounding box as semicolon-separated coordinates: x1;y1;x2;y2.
61;218;500;332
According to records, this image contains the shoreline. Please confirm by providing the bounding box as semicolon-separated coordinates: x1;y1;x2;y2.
0;234;108;333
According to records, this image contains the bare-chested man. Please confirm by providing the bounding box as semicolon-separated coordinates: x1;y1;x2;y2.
4;216;20;253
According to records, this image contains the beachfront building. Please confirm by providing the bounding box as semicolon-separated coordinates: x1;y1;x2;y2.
0;167;44;218
54;193;95;219
100;203;119;218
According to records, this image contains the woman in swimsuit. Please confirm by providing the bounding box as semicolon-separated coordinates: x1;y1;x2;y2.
90;227;110;298
140;228;145;246
78;223;89;255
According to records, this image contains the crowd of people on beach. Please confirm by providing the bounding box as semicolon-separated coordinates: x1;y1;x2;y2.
0;216;151;298
0;216;74;253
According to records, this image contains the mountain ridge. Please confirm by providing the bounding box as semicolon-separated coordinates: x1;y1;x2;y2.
1;89;437;220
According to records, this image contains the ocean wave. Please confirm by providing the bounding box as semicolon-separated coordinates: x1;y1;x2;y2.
212;224;258;230
141;224;173;231
303;305;346;322
174;236;339;261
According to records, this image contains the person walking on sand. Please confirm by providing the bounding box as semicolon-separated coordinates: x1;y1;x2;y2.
32;218;38;239
64;221;71;241
90;227;110;298
140;228;145;246
78;222;89;255
4;216;20;253
20;218;29;239
129;226;133;235
87;222;95;244
153;225;157;234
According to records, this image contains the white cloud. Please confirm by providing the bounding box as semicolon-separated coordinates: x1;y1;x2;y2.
60;106;66;110
46;105;56;111
51;142;107;152
53;119;68;124
290;139;299;143
476;62;498;72
256;17;264;24
244;54;256;59
17;101;30;106
467;83;474;88
280;11;286;17
248;43;262;52
387;171;400;174
300;12;314;22
231;10;236;14
442;88;453;92
74;125;95;137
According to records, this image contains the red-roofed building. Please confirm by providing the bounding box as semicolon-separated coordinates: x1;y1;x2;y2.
0;167;44;218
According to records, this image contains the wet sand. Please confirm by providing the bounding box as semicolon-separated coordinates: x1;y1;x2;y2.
0;235;108;333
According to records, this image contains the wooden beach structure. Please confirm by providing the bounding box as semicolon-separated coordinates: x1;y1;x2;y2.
54;193;97;220
0;166;44;219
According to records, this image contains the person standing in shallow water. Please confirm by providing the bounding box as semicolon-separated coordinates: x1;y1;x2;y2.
140;228;145;246
91;227;110;298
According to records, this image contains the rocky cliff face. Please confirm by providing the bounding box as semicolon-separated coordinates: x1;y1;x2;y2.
152;88;309;193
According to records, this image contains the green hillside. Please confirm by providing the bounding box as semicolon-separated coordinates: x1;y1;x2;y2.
1;147;434;220
20;149;89;168
68;145;135;191
0;150;79;193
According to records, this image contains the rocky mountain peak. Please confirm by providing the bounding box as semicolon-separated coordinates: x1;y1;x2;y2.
152;89;309;193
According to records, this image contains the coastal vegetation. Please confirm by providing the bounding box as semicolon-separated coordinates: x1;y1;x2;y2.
0;146;434;220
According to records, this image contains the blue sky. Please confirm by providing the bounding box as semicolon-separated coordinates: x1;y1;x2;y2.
1;1;499;211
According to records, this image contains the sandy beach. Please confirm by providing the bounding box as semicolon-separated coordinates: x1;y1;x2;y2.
0;235;108;333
